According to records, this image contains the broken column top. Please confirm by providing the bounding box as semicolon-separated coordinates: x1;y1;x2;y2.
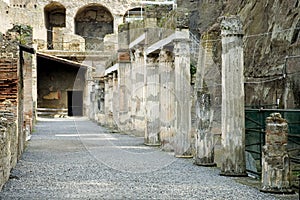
266;113;287;124
220;16;243;37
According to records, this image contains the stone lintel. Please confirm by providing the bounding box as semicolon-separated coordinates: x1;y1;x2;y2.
265;113;287;124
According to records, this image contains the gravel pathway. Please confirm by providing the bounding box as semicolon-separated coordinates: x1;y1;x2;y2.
0;117;298;200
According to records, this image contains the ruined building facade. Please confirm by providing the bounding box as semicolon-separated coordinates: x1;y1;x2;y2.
1;0;299;191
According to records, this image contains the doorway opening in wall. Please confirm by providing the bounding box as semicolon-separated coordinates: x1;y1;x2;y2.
68;91;83;116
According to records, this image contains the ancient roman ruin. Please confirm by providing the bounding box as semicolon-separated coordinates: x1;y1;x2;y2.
0;0;300;193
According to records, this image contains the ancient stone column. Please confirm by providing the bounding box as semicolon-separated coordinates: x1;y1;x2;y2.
194;32;219;166
261;113;293;194
173;36;192;157
194;92;216;166
104;76;110;126
112;71;119;125
220;16;247;176
107;74;114;128
144;55;160;146
117;49;131;131
159;49;175;151
131;48;145;136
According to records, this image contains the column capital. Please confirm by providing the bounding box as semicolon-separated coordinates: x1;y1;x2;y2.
173;39;190;56
159;48;174;63
220;16;243;37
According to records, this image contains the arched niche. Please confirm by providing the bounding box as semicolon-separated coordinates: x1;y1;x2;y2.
44;2;66;49
75;4;113;51
123;7;145;23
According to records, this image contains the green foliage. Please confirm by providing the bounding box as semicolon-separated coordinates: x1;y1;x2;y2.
190;63;197;76
10;24;33;45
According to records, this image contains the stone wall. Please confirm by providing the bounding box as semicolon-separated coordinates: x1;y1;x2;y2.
0;110;18;191
0;0;141;50
0;27;25;191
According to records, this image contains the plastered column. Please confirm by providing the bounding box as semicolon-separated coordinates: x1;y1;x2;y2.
194;32;218;166
174;37;192;157
220;16;247;176
131;48;146;136
159;49;175;151
144;55;160;146
112;71;119;126
117;50;131;131
107;74;114;128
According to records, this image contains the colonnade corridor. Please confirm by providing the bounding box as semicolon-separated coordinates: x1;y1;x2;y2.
0;117;296;199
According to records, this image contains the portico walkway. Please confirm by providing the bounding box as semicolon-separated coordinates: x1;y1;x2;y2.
0;118;297;199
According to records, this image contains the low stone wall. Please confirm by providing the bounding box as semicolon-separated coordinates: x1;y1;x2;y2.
0;111;18;191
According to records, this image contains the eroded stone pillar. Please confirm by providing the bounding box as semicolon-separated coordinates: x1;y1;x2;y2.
194;92;216;166
220;16;247;176
174;36;192;157
194;32;219;166
144;55;160;146
118;50;131;131
104;76;109;126
106;74;114;128
112;71;119;126
159;49;175;151
131;48;145;136
261;113;293;194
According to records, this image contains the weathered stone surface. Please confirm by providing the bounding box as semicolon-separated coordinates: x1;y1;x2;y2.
261;113;293;194
179;0;300;109
144;60;160;146
194;92;216;166
0;112;17;191
173;35;192;157
220;16;247;176
159;49;175;151
193;30;221;166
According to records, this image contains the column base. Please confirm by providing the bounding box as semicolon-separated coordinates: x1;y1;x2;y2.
144;143;161;147
194;162;217;167
260;188;295;194
219;171;248;177
175;155;193;158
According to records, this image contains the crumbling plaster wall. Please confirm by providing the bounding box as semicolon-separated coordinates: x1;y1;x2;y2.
0;1;11;34
1;0;142;49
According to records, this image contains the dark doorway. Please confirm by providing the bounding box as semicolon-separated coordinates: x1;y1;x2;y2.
44;2;66;50
68;91;83;116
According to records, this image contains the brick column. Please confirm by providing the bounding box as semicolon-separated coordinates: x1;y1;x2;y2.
261;113;293;194
220;16;247;176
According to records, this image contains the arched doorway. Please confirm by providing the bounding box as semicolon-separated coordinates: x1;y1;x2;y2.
75;4;113;51
44;2;66;49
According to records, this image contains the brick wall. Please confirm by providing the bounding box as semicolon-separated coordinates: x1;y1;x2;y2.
0;55;19;191
0;25;31;191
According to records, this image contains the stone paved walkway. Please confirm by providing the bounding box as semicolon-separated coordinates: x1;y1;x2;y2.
0;118;298;199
